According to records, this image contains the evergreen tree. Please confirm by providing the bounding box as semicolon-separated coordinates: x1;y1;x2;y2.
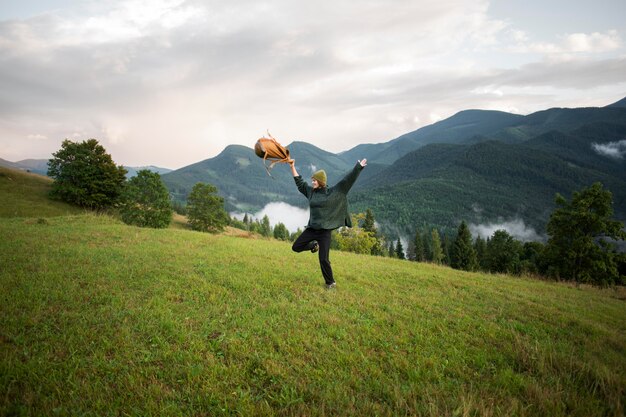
395;238;405;260
413;228;424;262
474;236;488;271
442;233;452;265
388;241;396;258
363;208;376;234
243;213;249;225
451;221;478;271
260;215;272;237
48;138;127;209
186;182;229;233
423;231;432;262
119;170;172;228
431;229;444;264
544;182;626;285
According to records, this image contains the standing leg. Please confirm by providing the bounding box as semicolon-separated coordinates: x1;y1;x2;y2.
316;229;334;285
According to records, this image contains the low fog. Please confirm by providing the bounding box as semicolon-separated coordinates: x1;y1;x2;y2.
469;218;544;242
592;140;626;159
232;202;309;234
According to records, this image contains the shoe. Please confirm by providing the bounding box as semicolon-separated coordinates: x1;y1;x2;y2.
310;241;319;253
325;282;336;290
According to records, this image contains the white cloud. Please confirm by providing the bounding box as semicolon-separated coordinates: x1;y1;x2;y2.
592;140;626;159
0;1;624;167
509;29;622;56
469;218;544;242
27;134;47;140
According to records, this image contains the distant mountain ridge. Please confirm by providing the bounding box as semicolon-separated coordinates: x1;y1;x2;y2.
161;95;626;236
0;158;172;179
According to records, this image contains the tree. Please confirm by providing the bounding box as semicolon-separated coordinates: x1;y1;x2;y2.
474;236;488;271
273;222;290;241
119;170;172;228
544;182;626;285
363;208;376;234
260;215;272;237
395;238;405;260
361;209;385;256
431;229;444;264
336;213;377;255
186;182;228;233
442;233;452;266
423;231;432;262
485;230;522;274
451;221;478;271
48;139;127;209
413;228;425;262
388;241;396;258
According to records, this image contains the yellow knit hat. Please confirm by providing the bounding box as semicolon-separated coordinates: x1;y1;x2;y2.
312;169;327;186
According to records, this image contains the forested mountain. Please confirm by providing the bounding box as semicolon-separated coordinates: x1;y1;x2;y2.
339;109;524;165
350;138;626;235
161;97;626;237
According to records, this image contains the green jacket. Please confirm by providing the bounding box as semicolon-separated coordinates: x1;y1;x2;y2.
294;163;364;230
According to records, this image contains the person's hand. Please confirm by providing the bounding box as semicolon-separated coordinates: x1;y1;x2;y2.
358;158;367;167
288;158;295;166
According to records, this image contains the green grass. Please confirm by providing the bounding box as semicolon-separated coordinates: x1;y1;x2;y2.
1;168;625;416
0;166;84;218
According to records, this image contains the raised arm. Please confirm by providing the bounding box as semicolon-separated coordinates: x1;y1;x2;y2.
335;158;367;193
290;159;312;198
289;158;299;177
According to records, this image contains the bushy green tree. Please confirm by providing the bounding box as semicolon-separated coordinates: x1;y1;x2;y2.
451;221;478;271
485;230;522;274
520;241;545;276
336;213;378;255
260;215;272;237
273;222;290;241
119;170;172;228
47;139;127;209
544;182;626;285
186;182;228;233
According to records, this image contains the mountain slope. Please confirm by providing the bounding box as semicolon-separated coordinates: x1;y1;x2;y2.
352;139;626;235
340;109;524;165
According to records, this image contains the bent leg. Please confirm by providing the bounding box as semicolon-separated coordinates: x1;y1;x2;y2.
292;228;317;253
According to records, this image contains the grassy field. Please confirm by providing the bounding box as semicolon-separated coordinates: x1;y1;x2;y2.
1;167;625;416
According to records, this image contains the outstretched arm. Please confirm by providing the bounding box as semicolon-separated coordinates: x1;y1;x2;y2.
335;158;367;193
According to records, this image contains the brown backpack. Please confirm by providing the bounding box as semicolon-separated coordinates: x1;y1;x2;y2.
254;132;291;176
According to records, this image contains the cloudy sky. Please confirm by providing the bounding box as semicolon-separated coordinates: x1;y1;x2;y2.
1;0;625;169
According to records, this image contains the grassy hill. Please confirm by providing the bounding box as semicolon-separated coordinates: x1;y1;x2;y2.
0;166;84;218
1;168;626;416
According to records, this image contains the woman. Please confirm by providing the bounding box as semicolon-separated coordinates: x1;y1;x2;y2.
288;158;367;289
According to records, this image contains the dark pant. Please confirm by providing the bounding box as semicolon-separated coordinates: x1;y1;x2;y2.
292;228;334;285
